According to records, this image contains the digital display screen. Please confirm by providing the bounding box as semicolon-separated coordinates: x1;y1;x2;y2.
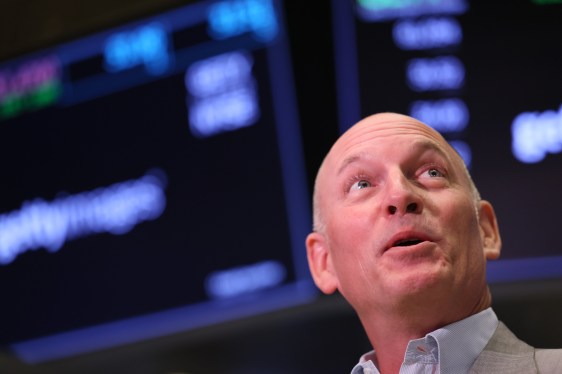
0;0;314;363
332;0;562;282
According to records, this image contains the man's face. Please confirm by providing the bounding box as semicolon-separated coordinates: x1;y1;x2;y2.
307;114;500;319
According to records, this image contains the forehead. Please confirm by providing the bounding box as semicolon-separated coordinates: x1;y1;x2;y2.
325;114;459;171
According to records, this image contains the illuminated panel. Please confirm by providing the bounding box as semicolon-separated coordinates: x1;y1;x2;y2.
393;17;462;50
186;51;260;137
205;260;287;298
0;0;314;363
103;22;171;75
332;0;562;283
406;56;465;92
512;105;562;163
0;170;166;265
207;0;279;41
409;98;469;133
0;56;61;118
356;0;467;22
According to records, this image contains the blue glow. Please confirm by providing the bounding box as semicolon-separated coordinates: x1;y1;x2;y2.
356;0;468;23
189;87;259;137
0;170;166;265
185;51;253;97
449;140;472;168
205;260;287;299
410;98;468;133
393;17;462;50
12;282;316;364
406;56;464;92
186;51;259;138
512;105;562;163
487;255;562;283
104;22;170;75
208;0;278;41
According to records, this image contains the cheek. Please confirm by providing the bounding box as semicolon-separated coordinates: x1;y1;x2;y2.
327;206;372;251
330;210;382;282
441;198;484;264
440;195;479;235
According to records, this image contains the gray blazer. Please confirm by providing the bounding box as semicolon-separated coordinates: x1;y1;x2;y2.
470;322;562;373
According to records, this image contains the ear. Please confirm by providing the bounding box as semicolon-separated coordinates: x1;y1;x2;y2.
477;200;502;260
306;232;339;294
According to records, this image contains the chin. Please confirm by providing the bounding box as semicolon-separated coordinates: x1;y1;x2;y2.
386;265;451;298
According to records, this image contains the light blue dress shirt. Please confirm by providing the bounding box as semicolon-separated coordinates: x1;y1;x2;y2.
351;308;499;374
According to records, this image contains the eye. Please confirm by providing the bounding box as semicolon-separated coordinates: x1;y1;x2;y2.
419;166;448;185
426;168;444;178
350;179;372;191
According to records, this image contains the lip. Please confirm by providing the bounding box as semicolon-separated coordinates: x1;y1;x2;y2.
384;230;435;253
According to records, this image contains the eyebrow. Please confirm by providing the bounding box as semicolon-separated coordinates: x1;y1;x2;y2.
337;153;367;176
336;140;450;176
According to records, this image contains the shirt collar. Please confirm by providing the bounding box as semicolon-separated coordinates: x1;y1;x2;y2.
352;308;498;373
428;307;498;373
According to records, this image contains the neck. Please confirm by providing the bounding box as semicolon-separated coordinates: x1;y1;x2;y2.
360;311;439;374
358;288;492;374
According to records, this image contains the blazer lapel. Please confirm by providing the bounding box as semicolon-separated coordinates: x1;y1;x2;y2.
469;322;537;374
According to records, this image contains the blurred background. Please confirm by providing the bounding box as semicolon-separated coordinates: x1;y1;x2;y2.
1;0;562;372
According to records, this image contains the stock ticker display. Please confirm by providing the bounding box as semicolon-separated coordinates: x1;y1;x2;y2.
4;0;562;365
332;0;562;281
0;0;314;362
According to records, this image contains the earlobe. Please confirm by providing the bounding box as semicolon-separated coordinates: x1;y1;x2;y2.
477;200;502;260
306;232;339;294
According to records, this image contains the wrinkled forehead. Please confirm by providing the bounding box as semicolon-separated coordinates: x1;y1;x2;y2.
321;113;464;177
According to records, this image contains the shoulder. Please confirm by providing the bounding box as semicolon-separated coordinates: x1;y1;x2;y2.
470;322;535;373
535;348;562;373
471;321;562;374
483;321;534;355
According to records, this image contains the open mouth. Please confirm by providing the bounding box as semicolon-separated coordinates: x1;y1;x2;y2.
393;238;423;247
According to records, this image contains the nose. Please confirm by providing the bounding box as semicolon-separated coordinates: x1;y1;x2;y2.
384;172;423;216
